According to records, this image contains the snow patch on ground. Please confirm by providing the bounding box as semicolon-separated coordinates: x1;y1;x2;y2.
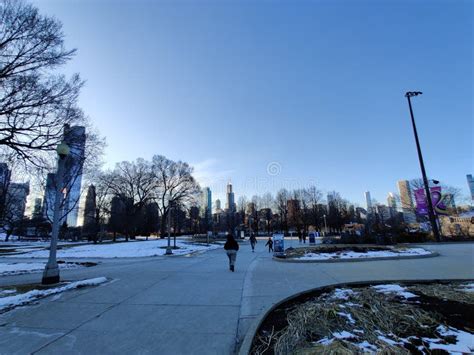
297;247;431;260
0;277;108;312
330;288;357;300
316;333;378;352
3;239;221;258
337;311;356;324
458;283;474;293
421;325;474;353
0;262;81;276
371;284;418;299
333;331;355;339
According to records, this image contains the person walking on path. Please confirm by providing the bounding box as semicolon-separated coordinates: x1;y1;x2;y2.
265;237;273;253
249;234;257;252
224;233;239;272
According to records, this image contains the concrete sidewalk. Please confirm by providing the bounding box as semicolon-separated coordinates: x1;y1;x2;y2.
0;243;472;354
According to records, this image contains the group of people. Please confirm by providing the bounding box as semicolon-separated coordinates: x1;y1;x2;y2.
223;234;274;272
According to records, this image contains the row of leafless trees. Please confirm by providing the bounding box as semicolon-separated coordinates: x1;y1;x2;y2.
84;156;201;240
233;187;356;235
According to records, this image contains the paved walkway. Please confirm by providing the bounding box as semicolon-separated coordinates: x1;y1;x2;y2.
0;242;473;354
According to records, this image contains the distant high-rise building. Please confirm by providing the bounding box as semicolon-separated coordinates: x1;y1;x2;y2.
201;187;212;219
215;199;221;211
0;163;11;219
387;192;397;209
365;191;372;211
246;202;256;216
397;180;416;223
467;174;474;201
0;163;11;187
376;204;391;222
63;125;86;227
327;191;336;205
43;126;87;226
226;182;235;212
43;173;56;222
32;198;43;219
287;199;300;225
82;185;97;235
387;192;397;218
7;182;30;221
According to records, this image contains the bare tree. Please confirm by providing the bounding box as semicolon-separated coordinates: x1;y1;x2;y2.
250;195;262;236
237;196;248;215
304;185;323;230
275;188;289;233
101;159;155;240
260;192;274;210
151;155;201;237
0;0;85;166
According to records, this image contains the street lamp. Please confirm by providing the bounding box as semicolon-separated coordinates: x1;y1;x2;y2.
405;91;441;242
323;214;328;236
165;201;173;255
42;141;70;284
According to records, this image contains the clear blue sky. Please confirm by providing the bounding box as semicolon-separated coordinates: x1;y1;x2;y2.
34;0;472;206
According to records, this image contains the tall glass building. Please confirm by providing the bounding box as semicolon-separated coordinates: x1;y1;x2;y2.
43;125;86;227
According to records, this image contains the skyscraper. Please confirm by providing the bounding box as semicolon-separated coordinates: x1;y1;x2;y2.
387;192;397;218
42;173;56;222
226;182;235;212
201;187;212;219
287;199;300;225
0;163;10;187
327;191;336;205
215;199;221;211
467;174;474;201
387;192;397;209
375;204;391;222
63;125;86;227
42;125;86;226
7;182;30;222
0;163;11;219
397;180;416;223
32;198;43;219
365;191;372;211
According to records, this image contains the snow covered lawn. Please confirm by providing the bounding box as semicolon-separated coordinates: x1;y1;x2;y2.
0;277;108;313
0;262;83;276
3;239;222;259
296;247;432;261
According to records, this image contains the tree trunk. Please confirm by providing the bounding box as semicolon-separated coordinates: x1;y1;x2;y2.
160;213;167;238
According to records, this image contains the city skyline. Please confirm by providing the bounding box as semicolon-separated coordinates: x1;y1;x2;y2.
28;0;473;207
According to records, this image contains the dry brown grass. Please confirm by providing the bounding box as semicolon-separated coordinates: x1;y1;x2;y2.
252;282;474;354
408;283;474;305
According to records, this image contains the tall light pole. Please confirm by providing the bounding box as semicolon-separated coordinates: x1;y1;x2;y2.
323;214;328;236
405;91;441;242
165;201;173;255
42;141;70;284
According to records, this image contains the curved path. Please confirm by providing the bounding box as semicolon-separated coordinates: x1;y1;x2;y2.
0;242;472;354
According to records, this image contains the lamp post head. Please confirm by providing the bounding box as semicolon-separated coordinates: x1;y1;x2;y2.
431;179;440;185
405;91;423;98
56;141;70;159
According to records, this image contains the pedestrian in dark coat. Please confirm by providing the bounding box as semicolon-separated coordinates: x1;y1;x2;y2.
265;237;273;253
224;234;239;272
249;234;257;252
